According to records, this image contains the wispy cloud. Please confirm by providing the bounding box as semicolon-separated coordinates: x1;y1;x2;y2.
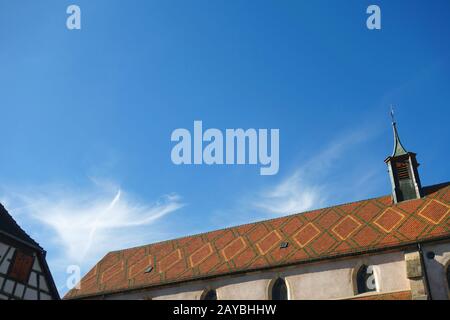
1;179;184;293
252;170;325;216
250;126;381;217
0;125;384;295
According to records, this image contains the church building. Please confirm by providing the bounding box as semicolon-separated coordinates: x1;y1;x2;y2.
0;204;60;300
65;119;450;300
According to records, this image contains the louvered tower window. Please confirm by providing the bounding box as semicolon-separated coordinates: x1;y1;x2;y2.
396;161;410;180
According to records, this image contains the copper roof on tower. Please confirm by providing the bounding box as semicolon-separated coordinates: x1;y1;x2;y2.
390;108;408;157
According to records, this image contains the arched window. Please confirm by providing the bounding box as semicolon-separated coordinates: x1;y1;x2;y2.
356;265;377;294
271;278;288;300
202;289;217;300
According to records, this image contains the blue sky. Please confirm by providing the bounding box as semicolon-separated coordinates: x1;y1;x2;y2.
0;0;449;295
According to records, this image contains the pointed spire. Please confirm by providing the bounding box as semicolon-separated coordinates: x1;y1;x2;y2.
390;106;408;157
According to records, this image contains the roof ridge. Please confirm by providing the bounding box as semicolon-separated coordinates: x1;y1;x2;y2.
109;182;449;255
0;203;42;250
108;190;393;254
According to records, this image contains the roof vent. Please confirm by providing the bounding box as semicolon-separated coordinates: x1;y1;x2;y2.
144;266;153;273
280;242;289;249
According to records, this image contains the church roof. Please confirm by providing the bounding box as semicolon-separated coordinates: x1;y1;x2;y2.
0;203;42;250
64;182;450;299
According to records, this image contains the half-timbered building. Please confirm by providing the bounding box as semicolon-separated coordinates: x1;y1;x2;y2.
0;204;59;300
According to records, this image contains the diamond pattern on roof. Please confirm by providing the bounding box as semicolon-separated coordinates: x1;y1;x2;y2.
352;225;382;247
356;201;383;223
101;260;125;284
397;217;428;240
374;208;405;233
293;223;321;248
65;183;450;299
256;230;282;255
418;200;449;224
221;237;247;261
128;255;153;279
198;252;221;274
332;216;362;240
310;232;338;255
189;243;214;268
281;217;304;236
158;249;182;273
316;209;341;230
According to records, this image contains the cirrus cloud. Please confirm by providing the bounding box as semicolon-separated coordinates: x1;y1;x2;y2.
1;179;185;293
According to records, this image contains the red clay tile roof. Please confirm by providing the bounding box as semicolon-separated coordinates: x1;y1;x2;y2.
65;182;450;299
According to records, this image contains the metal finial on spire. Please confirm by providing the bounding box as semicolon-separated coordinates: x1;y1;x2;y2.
390;105;395;123
390;106;408;157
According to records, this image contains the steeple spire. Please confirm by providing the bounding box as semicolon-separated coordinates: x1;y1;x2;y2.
390;106;408;157
384;107;422;203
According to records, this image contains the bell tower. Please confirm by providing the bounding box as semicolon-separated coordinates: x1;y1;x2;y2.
384;109;422;203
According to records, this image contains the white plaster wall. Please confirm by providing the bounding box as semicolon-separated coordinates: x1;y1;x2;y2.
217;277;269;300
151;289;202;300
106;285;203;300
285;265;353;300
101;250;410;300
422;242;450;300
153;274;271;300
374;253;410;293
283;251;408;300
